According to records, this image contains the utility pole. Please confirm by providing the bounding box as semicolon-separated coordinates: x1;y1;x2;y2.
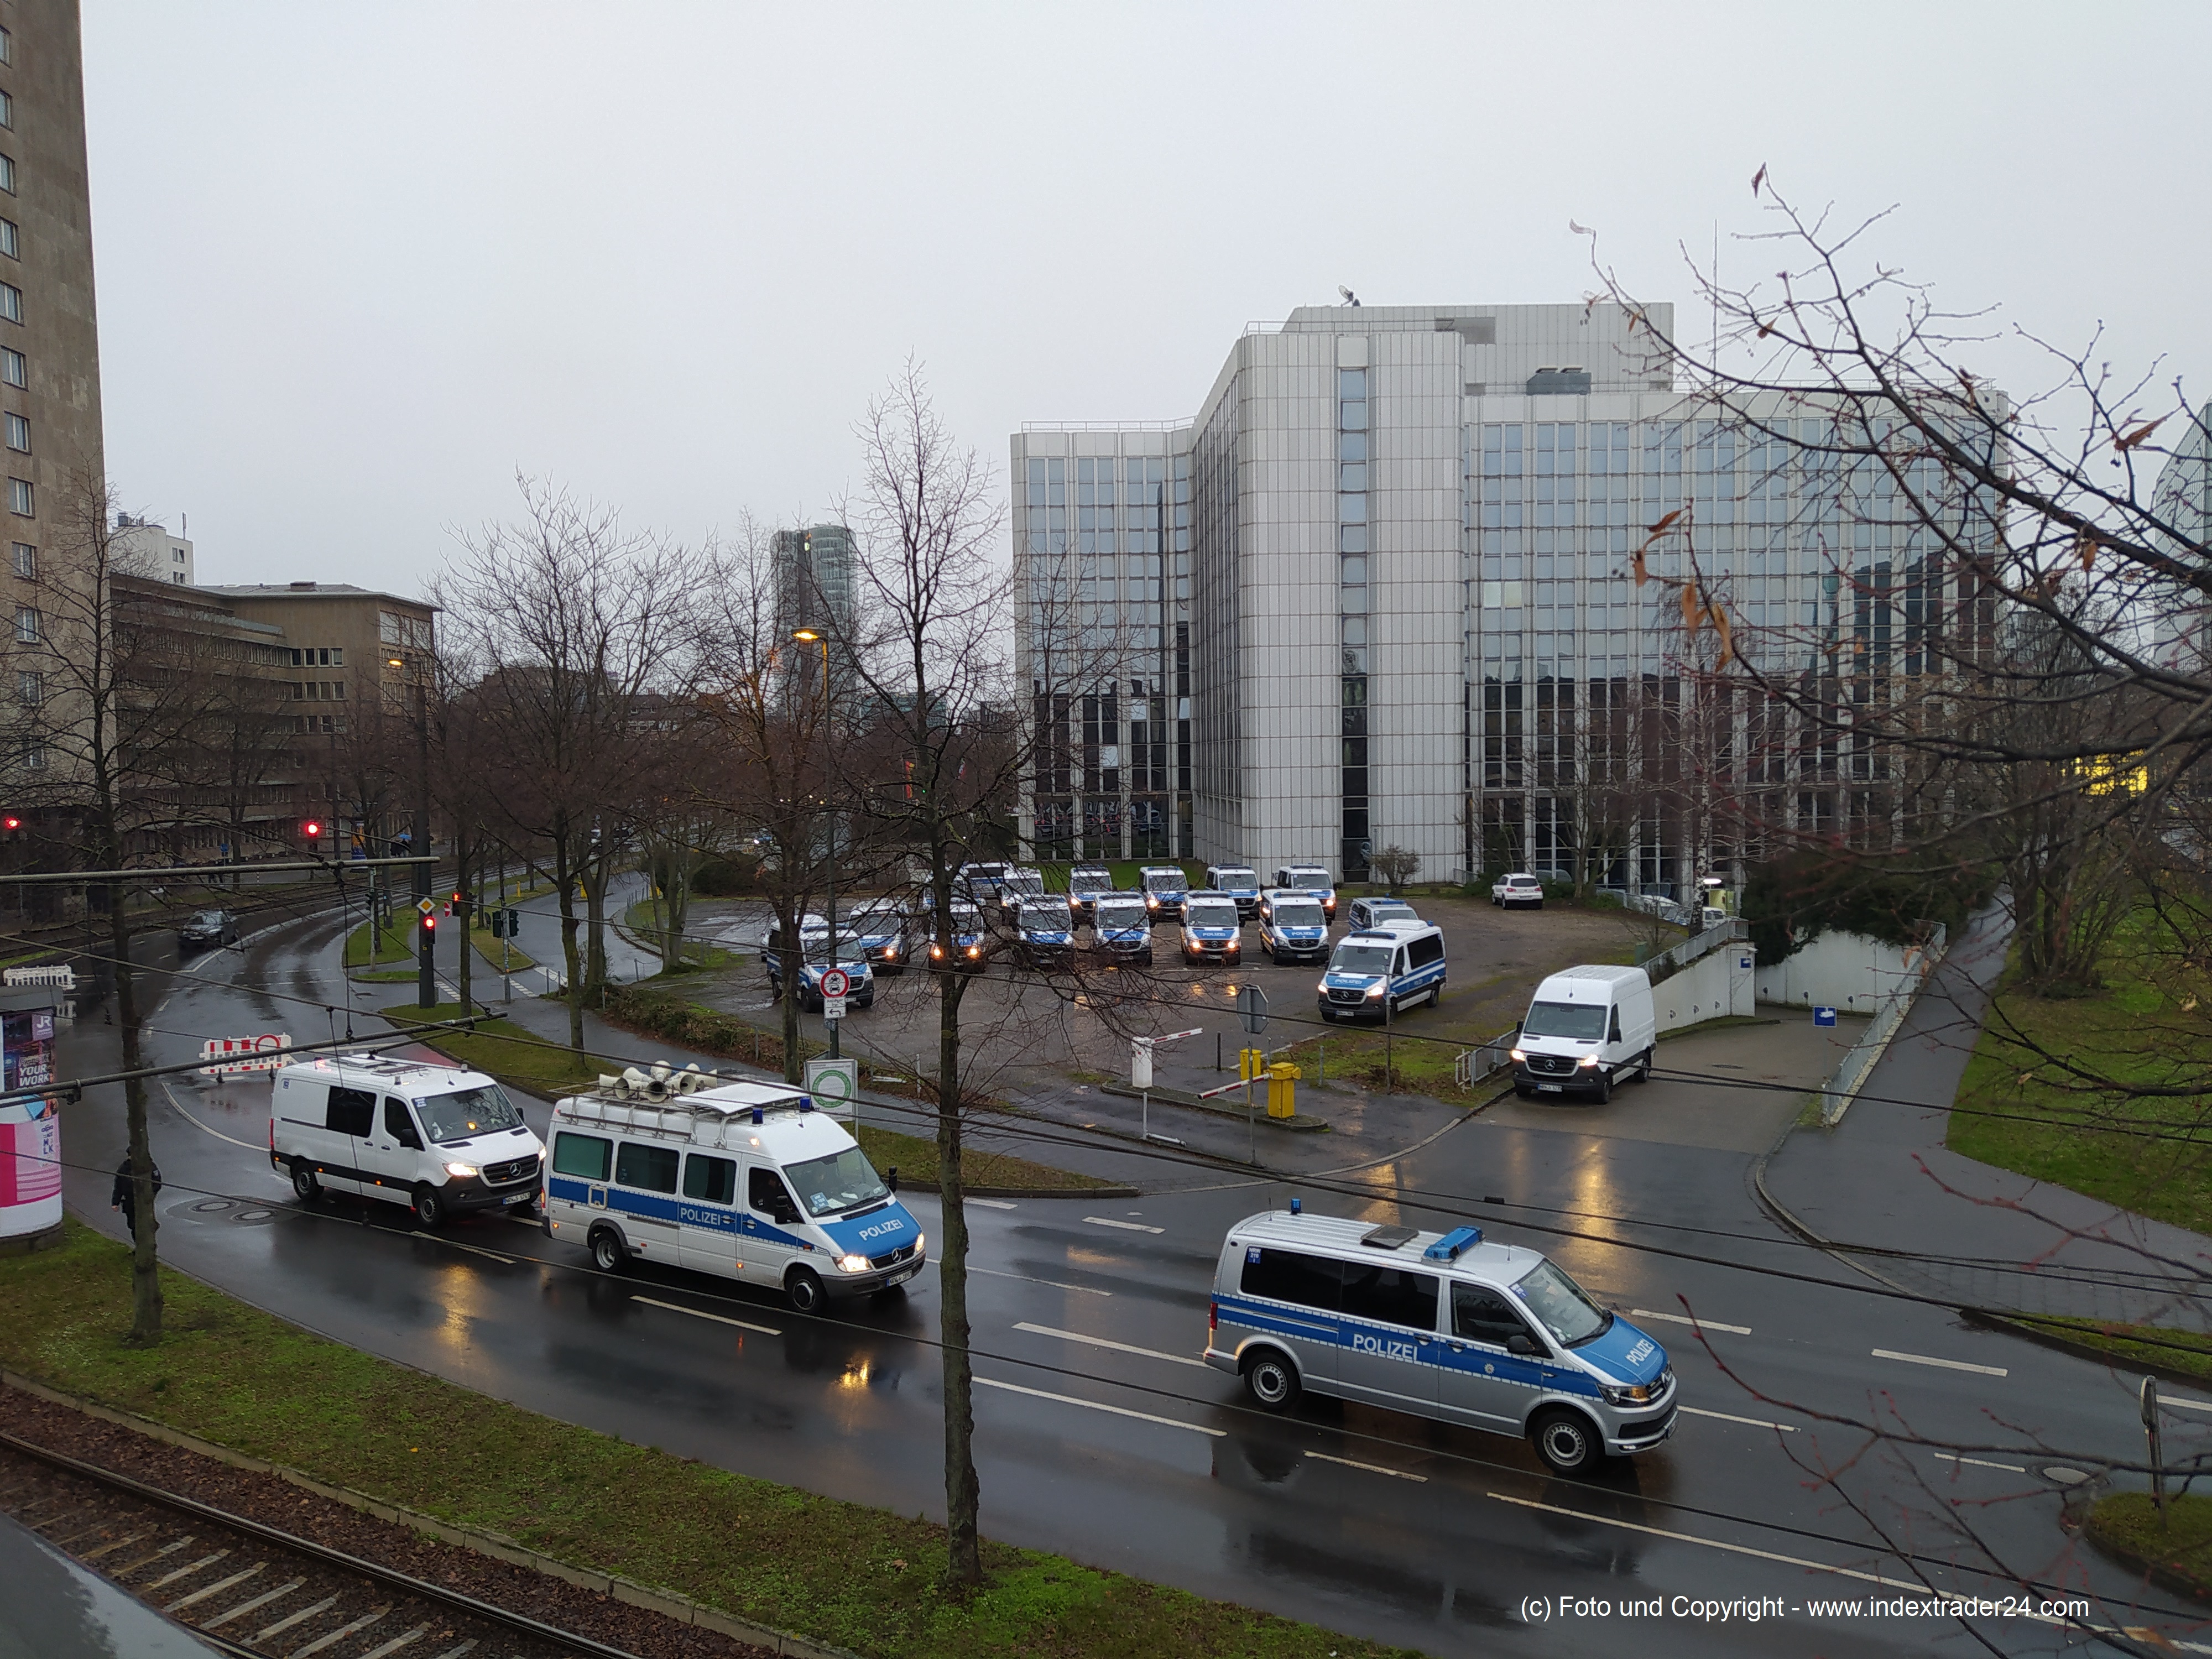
415;672;434;1010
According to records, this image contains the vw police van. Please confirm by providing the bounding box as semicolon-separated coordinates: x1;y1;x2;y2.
544;1066;925;1314
1256;889;1331;964
1178;891;1243;963
1316;921;1446;1020
1206;1205;1676;1474
271;1054;544;1230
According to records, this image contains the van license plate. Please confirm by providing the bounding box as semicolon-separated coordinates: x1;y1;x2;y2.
503;1192;533;1205
1539;1084;1562;1093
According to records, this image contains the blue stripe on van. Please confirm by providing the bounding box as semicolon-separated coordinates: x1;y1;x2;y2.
1215;1292;1600;1399
546;1175;816;1250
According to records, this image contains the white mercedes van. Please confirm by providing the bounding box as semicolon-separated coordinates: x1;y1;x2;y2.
1510;964;1657;1102
270;1054;545;1229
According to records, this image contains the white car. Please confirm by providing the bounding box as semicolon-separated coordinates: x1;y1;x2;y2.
1492;873;1545;909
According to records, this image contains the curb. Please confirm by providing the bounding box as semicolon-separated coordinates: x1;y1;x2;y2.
1099;1083;1329;1133
1;1368;864;1659
964;1183;1140;1199
2083;1505;2212;1608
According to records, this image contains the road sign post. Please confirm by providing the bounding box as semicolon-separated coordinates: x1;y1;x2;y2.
1237;988;1269;1161
822;994;848;1021
805;1057;860;1127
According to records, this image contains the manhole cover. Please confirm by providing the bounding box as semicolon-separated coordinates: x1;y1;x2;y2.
232;1209;272;1223
2043;1467;2092;1486
192;1200;235;1212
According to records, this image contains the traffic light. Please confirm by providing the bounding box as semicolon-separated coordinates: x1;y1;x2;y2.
421;911;437;935
303;820;322;839
2;815;19;833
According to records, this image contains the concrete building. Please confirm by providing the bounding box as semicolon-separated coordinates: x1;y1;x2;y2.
1014;301;1997;891
112;513;191;583
771;524;858;702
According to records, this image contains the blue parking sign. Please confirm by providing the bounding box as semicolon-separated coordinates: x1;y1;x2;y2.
1813;1006;1837;1027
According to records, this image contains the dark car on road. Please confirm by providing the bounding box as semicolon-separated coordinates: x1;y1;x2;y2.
179;909;241;952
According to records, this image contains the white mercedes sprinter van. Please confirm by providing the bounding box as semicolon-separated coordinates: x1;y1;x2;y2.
270;1054;545;1228
1510;964;1657;1102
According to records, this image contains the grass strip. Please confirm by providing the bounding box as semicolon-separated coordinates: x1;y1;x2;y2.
852;1123;1114;1194
345;916;418;968
2085;1492;2212;1606
469;925;539;974
379;1003;614;1099
2020;1316;2212;1385
0;1222;1411;1658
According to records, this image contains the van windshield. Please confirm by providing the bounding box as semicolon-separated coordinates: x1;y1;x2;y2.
1144;871;1188;893
1522;1000;1607;1040
1095;901;1146;930
1072;869;1112;891
1186;900;1239;928
1215;869;1257;886
416;1084;524;1144
1272;901;1324;928
1331;943;1392;975
785;1146;890;1216
1003;873;1046;896
1512;1259;1613;1347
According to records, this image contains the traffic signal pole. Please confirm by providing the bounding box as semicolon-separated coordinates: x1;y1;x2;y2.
416;678;435;1010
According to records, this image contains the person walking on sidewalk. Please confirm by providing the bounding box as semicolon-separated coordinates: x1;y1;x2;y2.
111;1155;161;1243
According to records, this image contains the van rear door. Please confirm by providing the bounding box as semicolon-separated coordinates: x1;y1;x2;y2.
320;1086;377;1193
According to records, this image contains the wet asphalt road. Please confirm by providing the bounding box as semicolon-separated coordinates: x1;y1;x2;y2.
43;910;2212;1657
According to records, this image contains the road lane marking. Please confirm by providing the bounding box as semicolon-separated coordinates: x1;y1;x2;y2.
1872;1347;2008;1378
1933;1451;2029;1474
975;1375;1223;1436
1084;1216;1165;1234
1488;1492;1936;1596
160;1082;269;1152
1013;1321;1208;1368
1305;1450;1427;1481
1630;1307;1752;1337
970;1266;1110;1296
1679;1405;1797;1432
436;1240;515;1265
2162;1395;2212;1415
632;1295;781;1335
967;1198;1017;1210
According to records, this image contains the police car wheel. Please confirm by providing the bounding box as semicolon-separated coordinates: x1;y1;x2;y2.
1242;1351;1300;1410
787;1268;826;1316
589;1227;628;1272
290;1160;320;1204
1532;1409;1600;1474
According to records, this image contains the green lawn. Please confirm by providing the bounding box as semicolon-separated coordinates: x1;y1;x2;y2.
379;1003;613;1098
2087;1491;2212;1603
469;923;538;973
854;1123;1115;1194
0;1223;1408;1658
345;915;419;968
2023;1316;2212;1385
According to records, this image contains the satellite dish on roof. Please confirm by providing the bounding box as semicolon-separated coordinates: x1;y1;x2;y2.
1338;285;1361;307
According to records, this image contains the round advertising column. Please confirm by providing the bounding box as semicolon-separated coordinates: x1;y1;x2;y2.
0;1093;61;1253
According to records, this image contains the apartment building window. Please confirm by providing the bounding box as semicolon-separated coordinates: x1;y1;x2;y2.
12;604;35;641
0;155;16;196
1;28;14;66
10;542;30;579
15;670;37;705
5;414;27;453
0;221;18;261
2;348;22;388
0;284;22;324
20;742;43;773
290;681;304;701
0;92;14;131
8;478;30;517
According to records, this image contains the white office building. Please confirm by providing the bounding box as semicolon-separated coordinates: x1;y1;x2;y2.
1013;301;1994;894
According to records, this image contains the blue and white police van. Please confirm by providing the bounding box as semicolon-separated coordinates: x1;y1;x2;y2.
1140;864;1191;921
927;899;990;974
1206;1205;1675;1474
544;1068;925;1315
1065;865;1115;925
1204;864;1264;920
764;938;876;1011
1271;863;1339;921
1256;889;1331;964
1089;892;1154;966
1177;891;1244;964
1316;920;1446;1020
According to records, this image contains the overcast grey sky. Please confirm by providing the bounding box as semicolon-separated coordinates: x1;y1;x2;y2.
82;2;2212;596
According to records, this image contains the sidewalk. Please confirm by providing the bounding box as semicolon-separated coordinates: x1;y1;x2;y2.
1759;904;2212;1331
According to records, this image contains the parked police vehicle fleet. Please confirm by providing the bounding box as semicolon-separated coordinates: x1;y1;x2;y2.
1208;1203;1676;1474
1317;919;1446;1021
544;1063;924;1314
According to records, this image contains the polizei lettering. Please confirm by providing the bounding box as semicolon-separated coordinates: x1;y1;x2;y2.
1350;1331;1419;1362
858;1219;906;1241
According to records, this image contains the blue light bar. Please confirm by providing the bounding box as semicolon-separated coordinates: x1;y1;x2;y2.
1424;1225;1483;1261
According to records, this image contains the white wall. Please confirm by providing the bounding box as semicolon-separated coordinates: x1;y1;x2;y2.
1756;931;1924;1012
1651;938;1757;1033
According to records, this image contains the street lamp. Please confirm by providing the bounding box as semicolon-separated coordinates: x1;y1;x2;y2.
793;629;839;1058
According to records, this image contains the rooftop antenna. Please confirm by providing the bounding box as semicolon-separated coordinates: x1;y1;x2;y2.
1338;285;1360;308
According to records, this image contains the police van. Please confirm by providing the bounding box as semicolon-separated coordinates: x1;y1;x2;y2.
1206;1204;1676;1474
1256;888;1331;963
1204;864;1264;919
1177;891;1243;963
1316;920;1446;1020
543;1066;924;1314
271;1054;544;1230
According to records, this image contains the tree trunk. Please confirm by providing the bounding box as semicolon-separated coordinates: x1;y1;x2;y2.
935;963;981;1588
583;857;609;1005
555;846;585;1052
107;884;161;1345
455;844;472;1014
779;914;804;1083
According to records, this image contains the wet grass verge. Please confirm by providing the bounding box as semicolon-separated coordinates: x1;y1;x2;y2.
378;1002;615;1099
2004;1314;2212;1386
2085;1492;2212;1605
852;1123;1118;1194
0;1222;1409;1659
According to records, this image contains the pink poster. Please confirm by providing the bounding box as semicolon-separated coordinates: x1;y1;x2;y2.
0;1113;59;1206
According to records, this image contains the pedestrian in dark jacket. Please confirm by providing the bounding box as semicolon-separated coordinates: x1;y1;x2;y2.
111;1155;161;1243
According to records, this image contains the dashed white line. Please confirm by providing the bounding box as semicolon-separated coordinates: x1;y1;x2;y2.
969;1266;1110;1296
1084;1216;1165;1234
1305;1450;1427;1482
975;1375;1223;1436
1630;1307;1752;1337
1679;1405;1797;1433
1012;1321;1208;1368
2161;1394;2212;1415
1933;1451;2029;1474
631;1295;781;1336
435;1240;514;1265
967;1198;1018;1210
1872;1347;2008;1378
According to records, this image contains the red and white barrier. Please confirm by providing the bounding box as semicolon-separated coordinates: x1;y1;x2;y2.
199;1034;293;1075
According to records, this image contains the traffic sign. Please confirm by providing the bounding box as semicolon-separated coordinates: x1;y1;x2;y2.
819;967;851;999
822;994;848;1021
416;897;436;917
1238;985;1269;1035
805;1057;859;1123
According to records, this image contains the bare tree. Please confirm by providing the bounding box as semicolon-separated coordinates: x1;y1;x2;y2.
1369;844;1419;894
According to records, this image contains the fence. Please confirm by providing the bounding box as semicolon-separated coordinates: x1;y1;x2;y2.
1453;1031;1519;1090
1816;924;1949;1125
1640;916;1751;981
2;966;74;990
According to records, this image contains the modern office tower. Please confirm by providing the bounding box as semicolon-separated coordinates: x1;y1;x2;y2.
2148;404;2212;671
772;523;858;700
1014;301;1996;893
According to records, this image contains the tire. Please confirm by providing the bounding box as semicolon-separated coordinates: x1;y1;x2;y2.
1242;1349;1300;1411
1637;1046;1655;1084
1427;981;1443;1009
411;1185;447;1230
1531;1408;1603;1475
589;1225;628;1273
1592;1070;1613;1104
786;1267;826;1316
290;1160;320;1205
1514;1084;1535;1099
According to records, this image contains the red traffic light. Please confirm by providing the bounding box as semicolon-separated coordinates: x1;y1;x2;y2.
422;913;437;933
303;820;323;838
2;815;19;832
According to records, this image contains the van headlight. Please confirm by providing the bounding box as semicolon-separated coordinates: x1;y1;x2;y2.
1365;983;1386;999
1509;1047;1527;1063
1600;1380;1655;1406
1578;1053;1601;1068
444;1162;479;1178
838;1253;872;1274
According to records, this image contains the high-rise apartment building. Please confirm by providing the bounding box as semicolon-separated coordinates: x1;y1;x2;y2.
1014;301;1996;892
772;523;857;699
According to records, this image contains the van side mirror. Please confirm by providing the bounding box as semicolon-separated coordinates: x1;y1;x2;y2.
1507;1332;1541;1357
886;1166;900;1194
